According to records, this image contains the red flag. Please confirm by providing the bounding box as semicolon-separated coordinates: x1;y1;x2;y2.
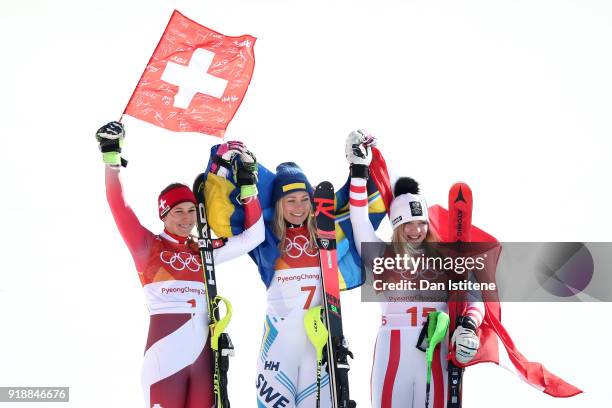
124;10;256;137
428;205;583;398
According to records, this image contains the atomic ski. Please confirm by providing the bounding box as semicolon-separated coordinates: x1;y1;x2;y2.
313;181;356;408
446;182;473;408
193;173;234;408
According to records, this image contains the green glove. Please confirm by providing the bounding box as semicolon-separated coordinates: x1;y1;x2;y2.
96;121;125;167
426;311;450;384
304;306;328;361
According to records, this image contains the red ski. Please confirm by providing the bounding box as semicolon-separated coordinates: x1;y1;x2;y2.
447;182;473;408
313;181;356;408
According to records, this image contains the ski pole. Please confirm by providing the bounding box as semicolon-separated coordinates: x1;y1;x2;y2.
210;295;233;353
304;306;329;408
424;311;450;408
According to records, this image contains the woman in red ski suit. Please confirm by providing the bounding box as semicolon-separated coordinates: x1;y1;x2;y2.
97;121;265;408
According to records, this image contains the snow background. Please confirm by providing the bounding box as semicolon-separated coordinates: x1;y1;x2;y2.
1;0;611;406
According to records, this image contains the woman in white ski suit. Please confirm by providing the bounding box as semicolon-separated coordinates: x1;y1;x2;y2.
254;162;333;408
345;130;484;408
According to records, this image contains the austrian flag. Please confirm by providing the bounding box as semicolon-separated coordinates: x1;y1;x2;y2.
124;10;256;137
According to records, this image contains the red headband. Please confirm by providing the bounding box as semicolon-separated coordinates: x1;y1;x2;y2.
158;186;197;219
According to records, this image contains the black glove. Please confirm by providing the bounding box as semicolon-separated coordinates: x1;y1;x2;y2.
96;121;127;167
231;147;258;200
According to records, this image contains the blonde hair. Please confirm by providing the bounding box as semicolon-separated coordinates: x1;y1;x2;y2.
390;222;438;256
273;199;318;254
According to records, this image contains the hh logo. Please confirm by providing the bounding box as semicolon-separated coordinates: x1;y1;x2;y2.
256;374;289;407
264;361;280;371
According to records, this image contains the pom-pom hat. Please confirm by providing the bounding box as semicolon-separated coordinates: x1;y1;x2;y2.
272;162;313;203
389;177;428;229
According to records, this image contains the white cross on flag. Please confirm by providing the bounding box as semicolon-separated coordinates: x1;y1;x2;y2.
124;10;256;137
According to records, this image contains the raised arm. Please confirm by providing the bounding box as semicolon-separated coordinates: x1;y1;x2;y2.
346;130;382;256
213;143;265;264
98;122;154;270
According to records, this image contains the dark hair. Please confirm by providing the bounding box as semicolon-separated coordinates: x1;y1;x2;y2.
159;183;191;197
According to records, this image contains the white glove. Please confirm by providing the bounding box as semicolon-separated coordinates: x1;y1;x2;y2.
451;326;480;364
345;129;376;166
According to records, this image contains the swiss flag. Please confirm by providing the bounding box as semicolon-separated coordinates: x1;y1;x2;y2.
124;10;256;137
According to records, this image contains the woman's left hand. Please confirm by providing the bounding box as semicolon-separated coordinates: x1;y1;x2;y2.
224;142;258;200
451;324;480;364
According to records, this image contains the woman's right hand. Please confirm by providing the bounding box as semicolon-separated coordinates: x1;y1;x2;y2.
211;141;247;176
346;129;376;179
96;121;125;167
345;129;376;166
211;141;258;199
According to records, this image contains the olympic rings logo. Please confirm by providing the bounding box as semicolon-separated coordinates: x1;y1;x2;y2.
160;251;201;272
284;235;318;259
397;267;446;281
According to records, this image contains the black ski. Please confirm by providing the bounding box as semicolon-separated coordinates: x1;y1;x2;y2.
193;173;234;408
313;181;356;408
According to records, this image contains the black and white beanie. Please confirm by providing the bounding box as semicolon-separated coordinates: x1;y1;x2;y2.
389;177;428;229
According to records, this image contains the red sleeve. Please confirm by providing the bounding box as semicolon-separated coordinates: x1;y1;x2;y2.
213;196;264;264
242;196;262;229
105;166;154;270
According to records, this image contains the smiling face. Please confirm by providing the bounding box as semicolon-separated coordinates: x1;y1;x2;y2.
281;191;311;225
400;220;428;245
163;201;197;237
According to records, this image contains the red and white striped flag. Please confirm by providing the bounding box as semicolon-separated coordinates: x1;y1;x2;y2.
124;10;256;137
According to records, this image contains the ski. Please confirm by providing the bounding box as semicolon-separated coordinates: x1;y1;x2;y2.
193;173;234;408
448;182;473;243
446;182;473;408
313;181;356;408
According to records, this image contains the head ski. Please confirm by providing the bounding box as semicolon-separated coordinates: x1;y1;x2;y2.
193;173;234;408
